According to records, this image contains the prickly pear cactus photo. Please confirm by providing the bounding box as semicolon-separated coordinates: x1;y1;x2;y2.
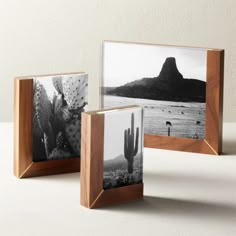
103;107;143;190
32;74;88;162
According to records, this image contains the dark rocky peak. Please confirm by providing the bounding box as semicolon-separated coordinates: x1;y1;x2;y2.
158;57;183;81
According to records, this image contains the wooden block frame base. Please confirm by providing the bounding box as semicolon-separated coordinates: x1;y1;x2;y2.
88;183;143;209
80;107;144;209
14;73;84;178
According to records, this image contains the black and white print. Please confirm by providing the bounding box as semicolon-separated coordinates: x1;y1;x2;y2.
103;107;143;190
102;42;207;139
32;74;88;162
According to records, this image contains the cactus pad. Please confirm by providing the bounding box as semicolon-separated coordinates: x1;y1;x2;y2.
61;106;72;122
53;95;72;126
56;131;64;149
52;94;63;115
62;75;88;110
65;119;81;154
52;76;63;94
34;80;52;132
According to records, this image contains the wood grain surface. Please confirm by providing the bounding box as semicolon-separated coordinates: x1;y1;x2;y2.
14;76;81;178
205;50;224;154
80;113;104;208
92;183;143;209
80;108;144;209
14;79;33;178
144;49;224;155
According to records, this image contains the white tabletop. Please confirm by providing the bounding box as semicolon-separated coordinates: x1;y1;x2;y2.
0;123;235;236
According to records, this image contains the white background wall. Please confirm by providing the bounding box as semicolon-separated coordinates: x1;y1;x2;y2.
0;0;235;122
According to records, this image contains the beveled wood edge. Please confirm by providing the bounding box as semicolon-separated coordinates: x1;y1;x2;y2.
14;79;20;177
16;153;80;178
80;113;105;207
19;162;34;178
90;190;104;209
91;183;144;209
14;72;87;80
21;158;80;178
144;134;218;155
203;140;218;155
14;79;33;177
14;78;81;179
205;50;224;154
80;113;92;207
90;114;105;206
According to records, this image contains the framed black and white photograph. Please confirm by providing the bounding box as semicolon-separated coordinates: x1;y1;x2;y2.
80;105;144;208
33;74;88;162
101;41;224;155
14;72;88;178
103;107;143;190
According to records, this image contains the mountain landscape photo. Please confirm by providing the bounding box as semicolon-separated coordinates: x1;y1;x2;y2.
103;55;207;139
103;57;206;103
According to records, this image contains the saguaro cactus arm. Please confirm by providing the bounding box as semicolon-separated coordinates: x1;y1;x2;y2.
124;130;128;157
134;127;139;155
131;113;134;135
52;76;63;94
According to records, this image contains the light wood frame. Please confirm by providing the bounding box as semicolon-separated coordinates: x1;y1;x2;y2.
80;106;143;209
14;72;85;178
100;41;224;155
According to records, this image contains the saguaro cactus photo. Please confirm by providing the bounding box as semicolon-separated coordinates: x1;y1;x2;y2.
103;107;143;190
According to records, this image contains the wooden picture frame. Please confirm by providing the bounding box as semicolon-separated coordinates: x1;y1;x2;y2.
101;41;224;155
80;106;144;209
14;72;88;178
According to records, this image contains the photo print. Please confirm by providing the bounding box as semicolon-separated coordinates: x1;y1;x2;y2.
103;107;143;190
32;74;88;162
102;42;207;139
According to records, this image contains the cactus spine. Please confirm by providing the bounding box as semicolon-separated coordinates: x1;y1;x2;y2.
124;113;139;174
